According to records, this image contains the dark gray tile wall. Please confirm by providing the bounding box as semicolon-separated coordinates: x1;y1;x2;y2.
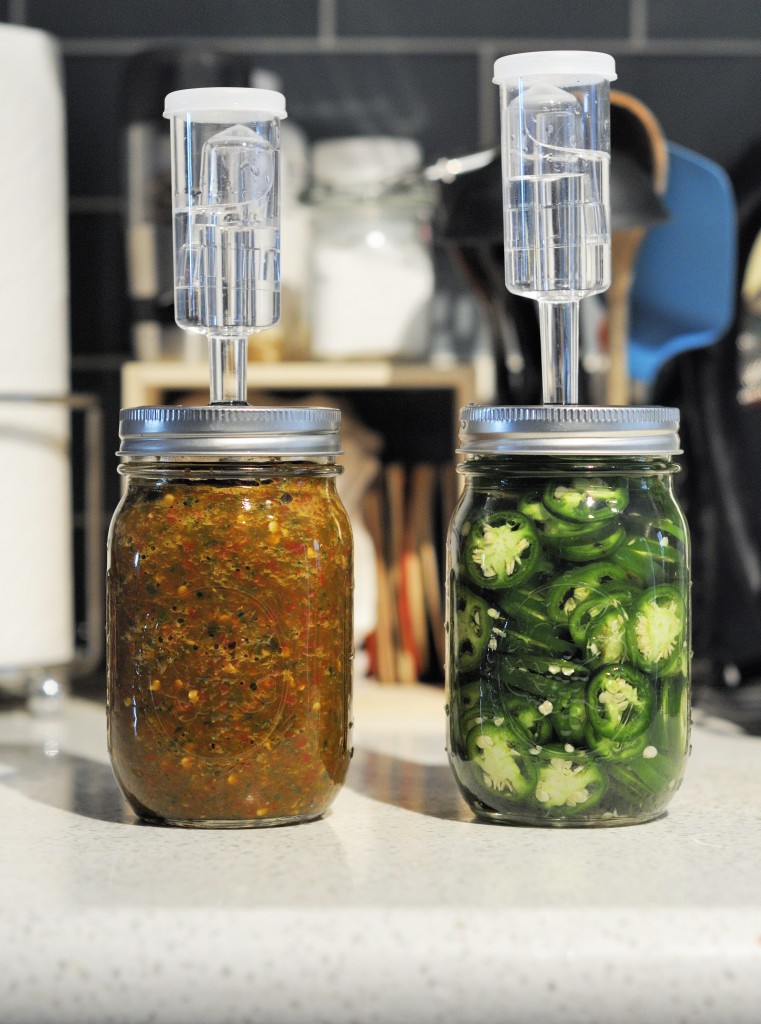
336;0;626;39
2;0;761;662
649;2;761;39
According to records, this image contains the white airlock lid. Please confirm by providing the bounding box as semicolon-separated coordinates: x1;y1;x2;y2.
163;87;287;120
493;51;617;84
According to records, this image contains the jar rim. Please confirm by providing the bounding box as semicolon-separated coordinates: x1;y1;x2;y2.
458;404;681;456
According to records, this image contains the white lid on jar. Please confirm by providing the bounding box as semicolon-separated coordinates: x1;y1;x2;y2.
458;405;681;456
493;50;617;84
312;136;423;191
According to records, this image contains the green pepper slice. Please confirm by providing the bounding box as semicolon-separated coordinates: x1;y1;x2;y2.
611;536;684;585
465;721;538;800
568;586;636;647
540;512;619;550
517;490;551;525
533;747;606;814
503;694;554;745
453;587;494;674
551;691;588;744
587;664;655;740
557;525;626;563
606;750;680;815
584;605;630;666
497;585;553;630
546;562;629;624
498;654;589;703
627;585;686;674
463;510;540;590
543;477;629;523
628;507;685;539
584;726;647;762
504;622;577;659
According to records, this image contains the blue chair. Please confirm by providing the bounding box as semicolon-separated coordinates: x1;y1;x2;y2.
628;141;737;390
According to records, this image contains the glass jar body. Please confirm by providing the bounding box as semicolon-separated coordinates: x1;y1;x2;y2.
107;458;353;828
446;454;691;827
309;197;435;361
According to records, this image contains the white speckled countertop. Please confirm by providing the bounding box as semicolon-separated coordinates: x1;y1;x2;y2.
0;682;759;1024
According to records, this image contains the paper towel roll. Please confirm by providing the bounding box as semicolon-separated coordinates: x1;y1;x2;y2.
0;26;73;674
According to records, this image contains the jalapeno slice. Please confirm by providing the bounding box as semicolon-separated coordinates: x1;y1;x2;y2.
611;536;683;585
551;691;588;744
505;622;577;659
465;721;538;801
517;490;551;525
498;655;589;704
497;585;553;630
584;726;647;762
568;587;636;647
606;750;680;814
533;747;606;815
503;694;554;745
546;562;629;624
454;587;494;673
587;664;654;740
540;512;618;550
557;525;626;563
584;605;630;666
463;510;540;590
543;477;629;523
627;585;686;674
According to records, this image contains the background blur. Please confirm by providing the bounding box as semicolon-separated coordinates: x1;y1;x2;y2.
4;0;761;710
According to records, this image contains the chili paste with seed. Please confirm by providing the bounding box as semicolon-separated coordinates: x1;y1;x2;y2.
107;469;353;827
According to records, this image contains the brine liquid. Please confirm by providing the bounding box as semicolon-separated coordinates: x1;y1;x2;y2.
173;212;280;332
504;172;610;299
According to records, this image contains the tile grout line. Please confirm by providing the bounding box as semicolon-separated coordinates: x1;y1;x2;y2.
630;0;649;44
317;0;337;43
57;36;761;58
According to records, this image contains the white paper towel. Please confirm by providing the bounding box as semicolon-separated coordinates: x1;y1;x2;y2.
0;25;73;673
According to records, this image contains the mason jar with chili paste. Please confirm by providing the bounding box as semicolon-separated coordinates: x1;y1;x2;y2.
107;405;353;828
446;405;691;827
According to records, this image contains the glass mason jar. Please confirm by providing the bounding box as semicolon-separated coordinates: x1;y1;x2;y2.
107;405;353;828
308;136;435;361
446;405;691;827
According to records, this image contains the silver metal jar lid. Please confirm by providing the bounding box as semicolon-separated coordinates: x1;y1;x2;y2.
118;406;342;457
458;405;681;456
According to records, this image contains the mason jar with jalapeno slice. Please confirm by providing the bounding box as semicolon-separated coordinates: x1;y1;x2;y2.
447;405;691;827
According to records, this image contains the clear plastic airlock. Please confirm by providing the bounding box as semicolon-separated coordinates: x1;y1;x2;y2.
493;51;616;403
163;87;287;403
